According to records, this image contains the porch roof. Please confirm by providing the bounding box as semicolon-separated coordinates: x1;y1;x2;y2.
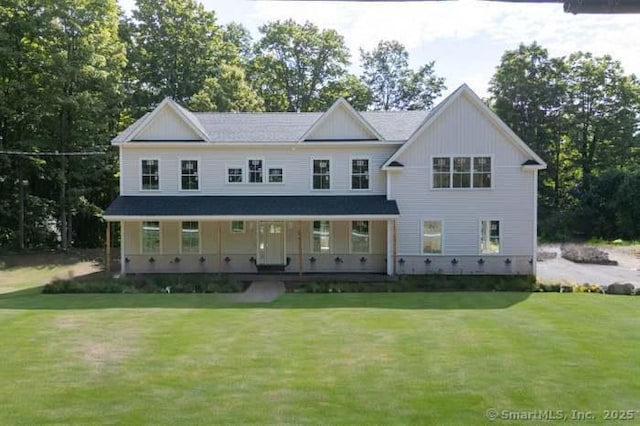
103;195;399;221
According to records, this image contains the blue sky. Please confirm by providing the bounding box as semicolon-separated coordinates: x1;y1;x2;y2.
118;0;640;100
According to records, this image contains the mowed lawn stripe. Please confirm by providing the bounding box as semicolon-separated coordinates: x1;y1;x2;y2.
0;292;638;424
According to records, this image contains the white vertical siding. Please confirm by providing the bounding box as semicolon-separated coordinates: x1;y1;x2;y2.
390;93;536;259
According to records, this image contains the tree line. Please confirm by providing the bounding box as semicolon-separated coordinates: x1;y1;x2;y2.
0;1;638;251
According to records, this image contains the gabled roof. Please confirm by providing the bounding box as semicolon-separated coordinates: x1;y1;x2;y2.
382;84;547;168
298;98;384;142
113;98;209;143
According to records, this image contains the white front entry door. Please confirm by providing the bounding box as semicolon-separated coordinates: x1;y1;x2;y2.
257;221;286;265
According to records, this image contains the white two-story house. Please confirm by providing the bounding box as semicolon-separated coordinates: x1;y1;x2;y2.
104;84;546;276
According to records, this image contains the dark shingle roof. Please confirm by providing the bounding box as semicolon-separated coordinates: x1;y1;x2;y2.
104;195;399;217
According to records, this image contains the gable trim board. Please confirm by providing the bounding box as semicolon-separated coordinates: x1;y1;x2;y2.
299;97;384;142
382;84;547;169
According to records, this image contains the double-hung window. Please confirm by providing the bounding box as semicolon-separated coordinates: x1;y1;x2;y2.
351;220;370;253
228;167;243;183
268;167;283;183
351;159;369;190
231;221;245;233
312;159;330;190
422;221;442;254
312;221;331;253
181;221;200;253
141;159;159;190
248;159;263;183
433;156;491;189
141;221;160;254
480;220;500;254
180;160;199;190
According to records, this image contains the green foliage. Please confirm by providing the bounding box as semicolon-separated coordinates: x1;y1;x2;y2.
250;19;351;112
289;275;536;293
42;274;247;294
360;40;446;111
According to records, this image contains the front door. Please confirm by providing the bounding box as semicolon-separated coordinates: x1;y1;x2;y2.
257;221;285;265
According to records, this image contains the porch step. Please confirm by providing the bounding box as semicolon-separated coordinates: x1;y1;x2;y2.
257;264;287;273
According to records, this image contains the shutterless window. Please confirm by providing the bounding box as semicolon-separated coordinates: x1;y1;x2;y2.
141;159;159;190
141;221;160;254
351;159;369;190
473;157;491;188
231;221;245;233
181;160;199;190
480;220;500;254
423;221;442;254
312;159;330;190
452;157;471;188
312;220;330;253
351;220;370;253
228;167;243;183
181;221;199;253
268;168;283;183
432;157;450;188
248;159;263;183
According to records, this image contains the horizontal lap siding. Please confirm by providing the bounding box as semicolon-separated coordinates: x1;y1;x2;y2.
391;94;535;258
120;145;396;196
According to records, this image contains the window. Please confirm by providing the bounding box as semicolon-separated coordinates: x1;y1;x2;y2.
141;221;160;254
433;156;492;189
473;157;491;188
351;220;370;253
228;167;243;183
180;160;199;190
248;159;263;183
423;221;442;254
231;221;245;233
433;157;450;188
312;159;330;190
452;157;471;188
181;221;199;253
312;221;331;253
141;159;159;190
480;220;500;254
268;168;283;183
351;159;369;190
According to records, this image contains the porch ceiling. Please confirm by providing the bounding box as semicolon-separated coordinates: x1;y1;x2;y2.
103;195;399;221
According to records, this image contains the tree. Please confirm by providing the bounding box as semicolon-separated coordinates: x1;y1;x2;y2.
360;40;445;111
124;0;223;111
250;19;350;112
189;63;264;112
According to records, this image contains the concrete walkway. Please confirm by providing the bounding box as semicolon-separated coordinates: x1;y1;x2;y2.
232;280;286;303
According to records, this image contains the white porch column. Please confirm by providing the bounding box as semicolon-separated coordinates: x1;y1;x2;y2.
120;221;126;276
386;220;394;276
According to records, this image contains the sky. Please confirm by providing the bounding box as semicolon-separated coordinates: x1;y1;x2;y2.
118;0;640;100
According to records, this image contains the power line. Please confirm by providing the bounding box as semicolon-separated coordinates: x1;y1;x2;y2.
0;150;106;156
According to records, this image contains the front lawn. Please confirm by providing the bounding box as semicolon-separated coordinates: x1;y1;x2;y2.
0;270;638;424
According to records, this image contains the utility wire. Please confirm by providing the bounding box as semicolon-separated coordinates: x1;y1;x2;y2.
0;150;106;156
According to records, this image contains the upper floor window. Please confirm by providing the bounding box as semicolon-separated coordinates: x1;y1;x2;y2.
433;156;491;189
180;160;199;191
248;159;263;183
141;159;159;190
480;220;500;254
268;167;283;183
181;221;200;253
141;221;160;253
312;159;330;190
228;167;243;183
351;159;369;190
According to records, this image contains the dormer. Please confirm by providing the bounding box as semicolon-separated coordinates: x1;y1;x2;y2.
299;98;383;142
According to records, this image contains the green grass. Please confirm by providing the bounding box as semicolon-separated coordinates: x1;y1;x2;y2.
1;267;639;424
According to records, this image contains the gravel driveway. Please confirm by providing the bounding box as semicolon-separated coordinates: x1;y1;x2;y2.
537;245;640;287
